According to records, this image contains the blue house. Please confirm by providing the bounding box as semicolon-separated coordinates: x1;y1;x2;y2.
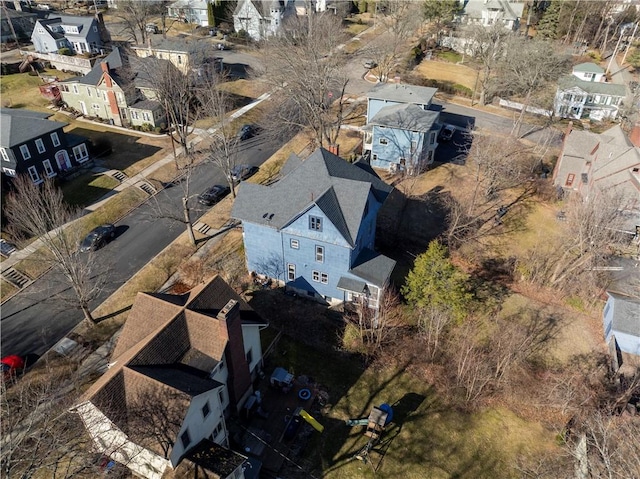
603;292;640;357
231;148;396;310
363;83;441;174
31;14;105;55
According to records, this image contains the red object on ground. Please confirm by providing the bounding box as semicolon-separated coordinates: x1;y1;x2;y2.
1;355;25;379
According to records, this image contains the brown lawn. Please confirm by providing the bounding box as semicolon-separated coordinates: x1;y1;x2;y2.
414;59;480;90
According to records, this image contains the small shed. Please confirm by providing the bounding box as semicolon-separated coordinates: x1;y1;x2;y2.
365;406;388;439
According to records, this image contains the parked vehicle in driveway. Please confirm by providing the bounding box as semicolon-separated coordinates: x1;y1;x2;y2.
198;185;230;206
80;224;116;252
363;60;377;69
439;124;455;142
237;124;257;140
231;164;259;183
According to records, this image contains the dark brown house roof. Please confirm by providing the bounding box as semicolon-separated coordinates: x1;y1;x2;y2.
79;275;266;462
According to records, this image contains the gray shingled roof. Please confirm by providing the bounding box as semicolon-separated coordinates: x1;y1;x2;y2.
558;74;626;97
129;99;162;111
369;103;440;132
573;62;604;74
0;108;66;148
336;277;368;293
62;47;124;86
608;292;640;337
40;14;97;41
367;82;437;105
231;148;393;247
349;247;396;286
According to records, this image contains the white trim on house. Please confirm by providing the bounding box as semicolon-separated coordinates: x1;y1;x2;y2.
51;132;61;146
42;159;56;177
35;138;46;153
27;165;42;184
0;147;9;161
20;144;31;160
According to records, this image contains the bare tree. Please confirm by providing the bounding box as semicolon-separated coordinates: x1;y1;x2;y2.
363;1;423;83
4;177;107;324
517;191;631;295
416;304;454;360
495;37;570;137
0;361;125;479
196;76;242;197
446;132;537;247
138;56;201;155
113;0;166;44
346;287;404;359
258;12;352;148
462;22;513;106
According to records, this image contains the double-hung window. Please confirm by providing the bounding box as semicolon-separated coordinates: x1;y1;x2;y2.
51;132;60;147
35;138;46;153
1;148;9;161
27;166;41;183
315;245;324;263
20;144;31;160
42;159;55;177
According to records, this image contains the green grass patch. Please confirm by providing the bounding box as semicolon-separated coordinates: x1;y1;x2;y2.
436;51;463;63
0;70;74;110
60;172;119;208
345;22;369;36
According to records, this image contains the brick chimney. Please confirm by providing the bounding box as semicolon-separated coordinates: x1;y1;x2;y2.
328;144;339;156
629;123;640;148
217;300;252;410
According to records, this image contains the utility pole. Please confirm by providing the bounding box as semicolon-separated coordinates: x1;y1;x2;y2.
622;22;638;66
606;25;625;75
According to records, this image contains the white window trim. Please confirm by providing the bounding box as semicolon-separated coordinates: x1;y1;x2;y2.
290;239;299;249
312;271;329;284
51;132;60;147
0;148;9;161
35;138;46;153
42;159;56;177
20;144;31;160
2;167;16;177
73;143;89;162
27;165;42;184
287;263;296;281
309;215;322;231
72;84;79;94
315;245;324;263
379;137;388;145
321;272;328;284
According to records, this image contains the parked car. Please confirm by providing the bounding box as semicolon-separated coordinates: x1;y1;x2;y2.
363;60;377;69
1;355;25;381
237;124;257;140
198;184;230;206
231;164;259;182
0;239;17;257
145;23;159;34
80;224;116;252
215;42;227;50
439;124;455;142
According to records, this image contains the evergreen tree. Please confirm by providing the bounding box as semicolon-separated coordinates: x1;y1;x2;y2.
401;240;472;322
536;0;561;39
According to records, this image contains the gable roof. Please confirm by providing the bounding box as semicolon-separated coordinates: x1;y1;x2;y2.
367;82;437;105
62;47;124;86
607;292;640;337
36;14;97;40
231;148;392;247
460;0;525;21
234;0;285;17
558;74;626;97
0;108;67;148
369;103;440;132
573;62;604;74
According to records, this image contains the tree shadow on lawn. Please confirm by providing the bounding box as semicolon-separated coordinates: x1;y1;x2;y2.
69;127;163;172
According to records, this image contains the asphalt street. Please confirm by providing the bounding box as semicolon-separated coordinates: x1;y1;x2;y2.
0;133;280;358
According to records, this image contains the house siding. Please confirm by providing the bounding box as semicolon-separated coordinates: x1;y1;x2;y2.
169;388;228;467
241;324;263;379
370;126;433;171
